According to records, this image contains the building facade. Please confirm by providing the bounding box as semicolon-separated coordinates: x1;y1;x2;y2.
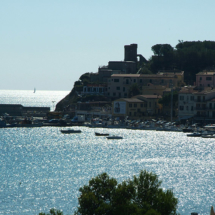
196;70;215;87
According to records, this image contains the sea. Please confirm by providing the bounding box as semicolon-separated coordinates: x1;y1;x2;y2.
0;90;215;215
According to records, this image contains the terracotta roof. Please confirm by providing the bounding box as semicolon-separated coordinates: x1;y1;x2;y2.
111;74;141;77
121;98;144;103
136;95;162;99
196;71;215;75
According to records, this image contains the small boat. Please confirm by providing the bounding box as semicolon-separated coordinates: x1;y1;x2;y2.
61;129;81;134
187;132;202;137
106;136;123;139
95;132;109;136
183;128;193;133
201;134;215;138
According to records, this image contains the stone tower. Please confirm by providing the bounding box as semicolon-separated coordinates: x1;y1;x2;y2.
124;44;138;62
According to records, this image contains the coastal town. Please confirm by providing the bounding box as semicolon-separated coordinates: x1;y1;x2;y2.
56;43;215;126
2;43;215;135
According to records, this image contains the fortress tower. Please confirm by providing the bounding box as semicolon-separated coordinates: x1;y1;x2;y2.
124;43;138;62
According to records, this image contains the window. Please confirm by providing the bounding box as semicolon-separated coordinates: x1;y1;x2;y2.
141;104;143;107
150;79;152;83
210;103;212;109
140;79;142;83
134;112;136;116
119;93;121;97
124;93;127;97
129;112;132;116
206;77;212;80
134;79;136;83
191;106;193;111
114;79;119;82
129;104;132;107
138;109;140;112
179;106;184;111
123;87;125;92
144;104;147;107
186;106;189;110
149;102;151;107
134;104;137;107
200;77;202;81
113;92;116;96
190;96;194;101
116;87;120;90
180;96;184;101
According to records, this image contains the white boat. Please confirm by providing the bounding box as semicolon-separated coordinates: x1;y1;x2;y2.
106;136;123;139
187;132;202;137
201;134;215;138
61;129;81;134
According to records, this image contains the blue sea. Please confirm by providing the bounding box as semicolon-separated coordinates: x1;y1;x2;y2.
0;90;215;215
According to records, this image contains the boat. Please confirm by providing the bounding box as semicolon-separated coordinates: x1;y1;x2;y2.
182;128;193;133
106;136;123;139
201;134;215;138
95;132;109;136
187;132;202;137
61;129;81;134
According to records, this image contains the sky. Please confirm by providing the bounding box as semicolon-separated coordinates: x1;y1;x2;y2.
1;0;215;91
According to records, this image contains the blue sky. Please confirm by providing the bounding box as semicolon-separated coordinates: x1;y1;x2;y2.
1;0;215;91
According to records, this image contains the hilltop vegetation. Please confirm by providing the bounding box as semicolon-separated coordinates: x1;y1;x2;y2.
145;40;215;84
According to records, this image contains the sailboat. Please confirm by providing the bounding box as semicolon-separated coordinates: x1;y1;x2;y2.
33;88;36;93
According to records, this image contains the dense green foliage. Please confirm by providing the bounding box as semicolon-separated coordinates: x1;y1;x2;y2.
39;208;63;215
158;91;178;105
148;40;215;85
128;83;141;97
74;170;179;215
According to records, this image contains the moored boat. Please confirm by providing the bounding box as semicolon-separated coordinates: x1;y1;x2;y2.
201;134;215;138
95;132;109;136
106;136;123;139
61;129;81;134
187;132;202;137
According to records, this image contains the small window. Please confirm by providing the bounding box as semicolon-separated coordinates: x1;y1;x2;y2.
141;104;143;107
129;104;132;107
134;104;137;107
116;87;120;90
179;106;184;111
206;77;212;80
200;77;202;80
190;96;194;101
114;79;119;82
191;106;193;111
180;96;184;101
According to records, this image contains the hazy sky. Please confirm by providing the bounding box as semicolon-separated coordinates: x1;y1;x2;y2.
1;0;215;91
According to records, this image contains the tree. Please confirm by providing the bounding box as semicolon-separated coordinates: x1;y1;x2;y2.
128;83;141;97
74;170;179;215
39;208;63;215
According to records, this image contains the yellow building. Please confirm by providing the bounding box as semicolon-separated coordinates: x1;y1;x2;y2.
112;98;146;119
141;84;168;96
112;95;162;119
